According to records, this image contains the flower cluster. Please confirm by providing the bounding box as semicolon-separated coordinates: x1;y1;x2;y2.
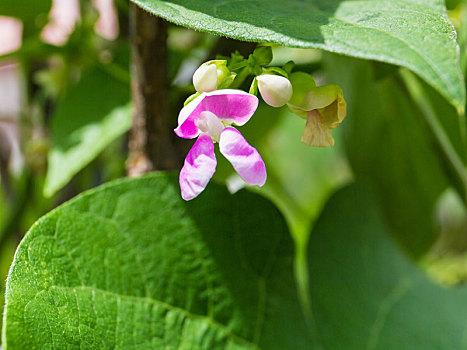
175;90;266;200
174;47;347;200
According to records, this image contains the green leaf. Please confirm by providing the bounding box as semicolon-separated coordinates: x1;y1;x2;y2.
400;69;467;203
252;46;272;66
0;0;51;21
3;173;311;349
0;241;16;334
43;68;131;197
0;0;52;35
307;183;467;349
131;0;466;109
326;56;450;256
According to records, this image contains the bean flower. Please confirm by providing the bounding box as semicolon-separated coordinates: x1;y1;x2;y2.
287;72;347;147
175;89;267;200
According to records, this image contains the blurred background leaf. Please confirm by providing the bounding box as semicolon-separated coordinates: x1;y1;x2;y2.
0;0;51;20
325;55;456;256
0;0;132;333
0;0;52;36
43;68;131;197
307;184;467;349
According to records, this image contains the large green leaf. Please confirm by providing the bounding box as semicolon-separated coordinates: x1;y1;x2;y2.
0;242;16;336
307;184;467;349
131;0;465;109
3;173;311;349
44;68;131;197
325;56;450;256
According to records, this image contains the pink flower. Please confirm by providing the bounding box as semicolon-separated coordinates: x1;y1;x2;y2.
175;89;267;200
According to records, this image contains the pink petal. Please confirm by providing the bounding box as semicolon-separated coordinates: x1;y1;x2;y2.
203;89;259;126
175;93;205;139
175;90;258;139
179;134;217;200
219;127;266;186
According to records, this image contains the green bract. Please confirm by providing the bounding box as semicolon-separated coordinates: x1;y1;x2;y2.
251;46;273;66
288;72;317;118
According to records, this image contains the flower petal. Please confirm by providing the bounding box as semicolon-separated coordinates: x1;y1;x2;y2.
300;84;347;128
175;92;206;139
219;127;266;186
179;134;217;200
175;90;258;139
301;110;335;147
204;89;258;126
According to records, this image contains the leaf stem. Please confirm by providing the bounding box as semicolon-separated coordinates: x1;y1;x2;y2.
400;69;467;204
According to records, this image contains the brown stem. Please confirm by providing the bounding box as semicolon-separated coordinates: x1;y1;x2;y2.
127;4;180;176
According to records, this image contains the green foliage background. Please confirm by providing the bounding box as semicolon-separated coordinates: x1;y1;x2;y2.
1;0;467;348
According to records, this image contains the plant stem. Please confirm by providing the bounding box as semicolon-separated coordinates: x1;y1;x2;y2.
400;69;467;205
127;4;180;176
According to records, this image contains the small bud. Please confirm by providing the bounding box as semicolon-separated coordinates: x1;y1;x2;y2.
256;74;293;107
193;64;217;92
193;60;231;92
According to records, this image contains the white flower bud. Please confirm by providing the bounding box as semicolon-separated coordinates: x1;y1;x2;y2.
256;74;293;107
193;64;218;92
